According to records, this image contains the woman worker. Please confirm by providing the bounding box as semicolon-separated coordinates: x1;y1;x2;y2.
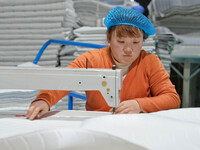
27;6;180;120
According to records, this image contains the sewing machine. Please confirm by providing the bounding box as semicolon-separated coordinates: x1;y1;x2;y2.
0;66;122;108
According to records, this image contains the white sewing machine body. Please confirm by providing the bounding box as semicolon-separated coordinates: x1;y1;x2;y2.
0;66;122;107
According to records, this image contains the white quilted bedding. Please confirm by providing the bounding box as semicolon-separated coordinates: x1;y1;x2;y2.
0;108;200;150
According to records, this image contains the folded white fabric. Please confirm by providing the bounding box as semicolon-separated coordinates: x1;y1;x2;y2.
0;23;62;29
82;108;200;150
0;28;63;34
0;55;57;62
0;0;75;67
74;0;114;27
0;0;66;6
73;26;107;35
0;34;64;40
149;0;200;18
0;16;64;24
149;0;200;34
0;108;199;150
172;45;200;57
0;60;58;67
0;10;65;18
0;50;58;56
0;2;67;12
59;46;77;56
0;45;60;51
0;40;49;46
0;127;145;150
0;110;145;150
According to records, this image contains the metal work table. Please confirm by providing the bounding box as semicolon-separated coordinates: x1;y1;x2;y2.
170;45;200;107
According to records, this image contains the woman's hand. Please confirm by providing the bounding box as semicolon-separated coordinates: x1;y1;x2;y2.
110;100;143;114
27;100;49;120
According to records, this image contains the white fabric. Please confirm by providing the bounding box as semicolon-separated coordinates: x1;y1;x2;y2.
0;50;58;56
75;37;107;42
82;108;200;150
0;23;62;29
73;27;107;36
0;55;57;62
0;40;49;46
172;45;200;57
0;89;34;94
0;0;72;67
149;0;200;18
0;111;145;150
0;10;65;18
74;0;114;27
0;108;199;150
59;46;77;56
0;28;63;34
0;34;64;40
0;118;81;139
0;61;58;67
0;45;60;51
0;0;66;6
149;0;200;34
0;110;110;139
0;2;67;12
0;128;144;150
0;16;64;24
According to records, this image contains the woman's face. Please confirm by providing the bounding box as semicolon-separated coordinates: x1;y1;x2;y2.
108;30;143;65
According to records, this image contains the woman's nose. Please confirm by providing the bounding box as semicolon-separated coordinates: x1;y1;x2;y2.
123;44;133;53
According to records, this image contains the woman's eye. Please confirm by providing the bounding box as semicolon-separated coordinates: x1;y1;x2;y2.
133;41;139;44
118;41;124;43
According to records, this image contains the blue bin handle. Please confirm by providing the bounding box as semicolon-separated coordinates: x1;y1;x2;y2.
33;39;107;64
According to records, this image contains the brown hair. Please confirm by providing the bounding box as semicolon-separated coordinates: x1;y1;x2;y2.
107;25;145;41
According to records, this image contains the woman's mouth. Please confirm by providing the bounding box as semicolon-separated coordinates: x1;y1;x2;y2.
123;55;132;58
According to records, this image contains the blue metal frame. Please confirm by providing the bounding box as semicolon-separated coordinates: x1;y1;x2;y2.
33;39;107;64
68;92;87;110
34;39;107;110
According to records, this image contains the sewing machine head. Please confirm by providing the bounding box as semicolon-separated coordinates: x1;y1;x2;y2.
0;66;122;108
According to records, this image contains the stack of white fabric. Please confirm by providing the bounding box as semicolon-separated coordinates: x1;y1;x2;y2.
0;0;70;67
74;0;114;27
0;90;39;117
154;26;200;46
154;27;177;74
155;34;176;75
143;36;156;54
149;0;200;34
58;45;78;67
62;0;80;40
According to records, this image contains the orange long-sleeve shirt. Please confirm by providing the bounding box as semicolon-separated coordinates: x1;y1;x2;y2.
34;46;180;113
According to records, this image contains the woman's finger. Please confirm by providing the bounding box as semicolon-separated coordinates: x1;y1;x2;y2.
115;103;126;113
28;107;42;120
37;110;48;118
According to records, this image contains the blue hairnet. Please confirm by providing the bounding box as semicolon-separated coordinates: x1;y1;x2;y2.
132;5;145;14
104;6;155;37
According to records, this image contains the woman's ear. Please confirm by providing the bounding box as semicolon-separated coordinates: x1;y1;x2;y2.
106;31;110;43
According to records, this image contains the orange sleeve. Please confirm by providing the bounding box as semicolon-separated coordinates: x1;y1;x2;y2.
33;90;70;109
136;55;181;112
